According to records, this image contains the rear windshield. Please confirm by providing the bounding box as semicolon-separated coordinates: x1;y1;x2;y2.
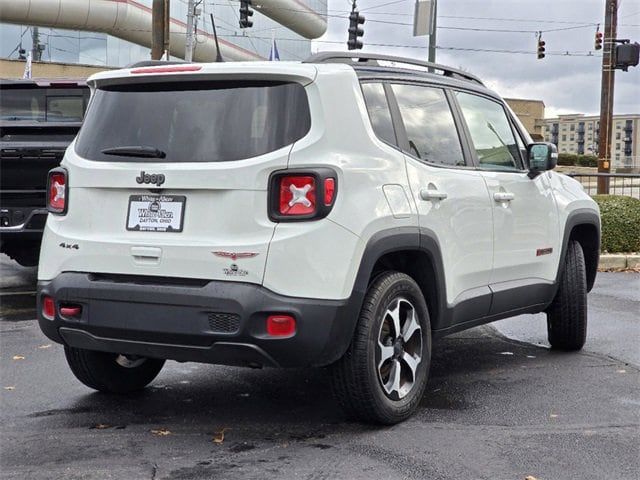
0;87;88;122
75;80;311;162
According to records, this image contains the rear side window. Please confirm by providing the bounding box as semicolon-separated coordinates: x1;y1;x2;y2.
0;87;88;122
455;92;521;171
361;83;396;146
75;81;310;162
391;84;466;167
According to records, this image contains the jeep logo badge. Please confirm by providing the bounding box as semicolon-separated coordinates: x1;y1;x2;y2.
136;171;165;187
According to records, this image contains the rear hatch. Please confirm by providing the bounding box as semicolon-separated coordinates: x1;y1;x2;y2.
51;66;315;283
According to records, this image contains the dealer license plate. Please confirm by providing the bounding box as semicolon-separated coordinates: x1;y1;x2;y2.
126;194;186;232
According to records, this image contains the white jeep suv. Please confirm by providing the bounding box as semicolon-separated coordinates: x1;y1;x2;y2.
37;53;600;424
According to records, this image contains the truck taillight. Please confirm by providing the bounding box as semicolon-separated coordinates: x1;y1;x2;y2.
269;169;337;222
47;167;68;215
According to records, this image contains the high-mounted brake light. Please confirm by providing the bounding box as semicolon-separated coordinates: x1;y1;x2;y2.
131;65;202;74
47;168;68;214
268;169;337;222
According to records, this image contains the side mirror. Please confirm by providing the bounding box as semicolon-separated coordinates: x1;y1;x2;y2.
527;142;558;178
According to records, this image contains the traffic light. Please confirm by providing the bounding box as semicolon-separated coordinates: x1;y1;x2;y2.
239;0;253;29
347;10;365;50
595;30;603;50
537;36;546;59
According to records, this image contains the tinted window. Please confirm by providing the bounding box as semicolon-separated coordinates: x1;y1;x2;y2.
361;83;396;145
392;84;465;167
75;81;310;162
456;92;520;170
46;96;85;122
0;87;87;122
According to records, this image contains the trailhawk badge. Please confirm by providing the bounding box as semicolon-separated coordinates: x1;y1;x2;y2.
212;251;258;277
212;251;259;261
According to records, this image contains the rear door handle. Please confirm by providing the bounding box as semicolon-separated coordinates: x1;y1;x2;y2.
493;192;515;203
420;188;448;201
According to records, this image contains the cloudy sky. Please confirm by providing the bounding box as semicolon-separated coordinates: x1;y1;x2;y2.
313;0;640;118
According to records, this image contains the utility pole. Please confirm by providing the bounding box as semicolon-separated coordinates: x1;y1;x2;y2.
31;27;44;61
185;0;195;62
597;0;617;194
428;0;437;64
151;0;170;60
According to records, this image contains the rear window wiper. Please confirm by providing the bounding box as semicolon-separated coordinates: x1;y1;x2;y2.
100;146;166;158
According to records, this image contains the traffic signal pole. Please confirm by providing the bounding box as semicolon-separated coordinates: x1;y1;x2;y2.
597;0;618;194
152;0;170;60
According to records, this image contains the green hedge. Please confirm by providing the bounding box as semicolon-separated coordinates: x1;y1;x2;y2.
593;195;640;253
558;153;598;167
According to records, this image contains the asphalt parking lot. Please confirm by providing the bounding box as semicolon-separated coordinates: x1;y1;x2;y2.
1;255;638;480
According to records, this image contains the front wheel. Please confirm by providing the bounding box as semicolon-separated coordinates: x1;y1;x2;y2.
546;240;588;351
331;271;431;424
65;347;165;393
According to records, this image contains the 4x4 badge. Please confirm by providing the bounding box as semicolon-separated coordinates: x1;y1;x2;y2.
213;251;259;261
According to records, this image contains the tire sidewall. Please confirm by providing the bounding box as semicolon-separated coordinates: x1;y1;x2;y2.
365;273;431;419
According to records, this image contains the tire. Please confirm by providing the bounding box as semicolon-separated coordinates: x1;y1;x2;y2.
546;240;588;351
330;271;431;424
64;347;165;393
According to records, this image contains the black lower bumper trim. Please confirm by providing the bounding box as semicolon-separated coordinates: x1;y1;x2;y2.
38;273;364;368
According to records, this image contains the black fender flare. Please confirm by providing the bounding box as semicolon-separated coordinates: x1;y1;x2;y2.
553;208;601;296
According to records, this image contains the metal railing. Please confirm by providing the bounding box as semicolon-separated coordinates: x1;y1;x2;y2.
566;173;640;199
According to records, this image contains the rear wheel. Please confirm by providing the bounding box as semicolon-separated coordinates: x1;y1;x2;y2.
546;240;588;351
331;271;431;424
64;347;165;393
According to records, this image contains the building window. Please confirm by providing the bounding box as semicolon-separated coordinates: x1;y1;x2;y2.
570;124;575;131
616;132;621;139
616;143;620;149
562;134;567;141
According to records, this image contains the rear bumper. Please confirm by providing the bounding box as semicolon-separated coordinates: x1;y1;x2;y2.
37;273;362;368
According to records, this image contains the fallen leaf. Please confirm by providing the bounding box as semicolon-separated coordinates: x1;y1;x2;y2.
91;424;111;430
616;369;627;374
4;386;15;391
151;428;171;436
525;476;539;480
38;344;52;349
12;355;25;361
212;428;230;444
550;414;559;418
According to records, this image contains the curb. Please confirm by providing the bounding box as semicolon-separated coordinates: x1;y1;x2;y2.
599;253;640;270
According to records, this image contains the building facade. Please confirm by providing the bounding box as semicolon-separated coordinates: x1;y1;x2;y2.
543;114;640;170
0;0;327;68
505;98;545;141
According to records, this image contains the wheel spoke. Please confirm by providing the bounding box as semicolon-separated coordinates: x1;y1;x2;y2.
387;301;401;339
402;308;421;341
384;359;402;395
402;351;420;381
377;341;395;370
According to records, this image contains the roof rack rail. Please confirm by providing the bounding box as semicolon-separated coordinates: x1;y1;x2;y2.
303;52;483;86
124;60;187;69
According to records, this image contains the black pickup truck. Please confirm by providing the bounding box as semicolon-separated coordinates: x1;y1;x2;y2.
0;79;89;266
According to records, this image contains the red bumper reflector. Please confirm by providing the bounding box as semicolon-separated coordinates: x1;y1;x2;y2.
60;306;82;318
42;296;55;320
266;315;296;337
